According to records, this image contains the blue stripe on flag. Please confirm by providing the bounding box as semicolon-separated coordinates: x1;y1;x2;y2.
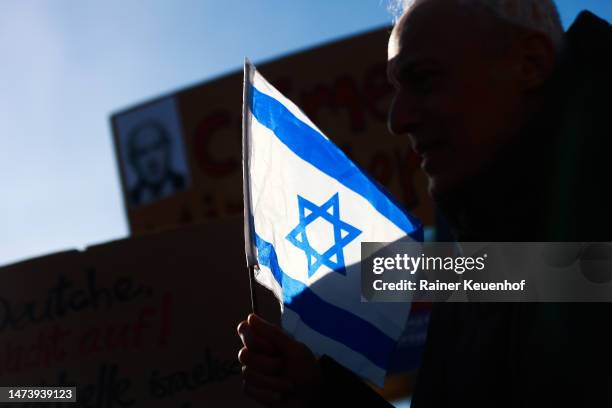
255;234;396;370
250;87;422;241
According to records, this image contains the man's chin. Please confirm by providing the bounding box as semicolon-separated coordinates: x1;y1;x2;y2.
426;173;463;202
426;174;444;198
421;155;462;199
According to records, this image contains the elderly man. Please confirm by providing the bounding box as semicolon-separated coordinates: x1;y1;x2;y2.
238;0;612;406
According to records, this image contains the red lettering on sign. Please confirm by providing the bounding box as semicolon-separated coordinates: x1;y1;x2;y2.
157;292;173;346
300;77;365;133
193;111;237;177
133;306;156;348
334;76;366;132
363;62;393;122
369;151;393;187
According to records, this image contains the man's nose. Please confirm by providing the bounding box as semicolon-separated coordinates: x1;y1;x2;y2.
387;91;422;136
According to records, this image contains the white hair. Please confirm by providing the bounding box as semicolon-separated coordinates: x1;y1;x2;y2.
390;0;564;50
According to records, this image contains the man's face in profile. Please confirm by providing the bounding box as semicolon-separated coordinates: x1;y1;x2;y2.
130;124;171;185
387;0;527;198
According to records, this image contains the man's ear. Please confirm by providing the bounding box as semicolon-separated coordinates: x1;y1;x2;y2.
517;31;557;92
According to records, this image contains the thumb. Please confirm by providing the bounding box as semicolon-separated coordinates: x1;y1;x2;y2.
248;314;293;352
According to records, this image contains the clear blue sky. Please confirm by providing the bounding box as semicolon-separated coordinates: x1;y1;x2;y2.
1;1;610;267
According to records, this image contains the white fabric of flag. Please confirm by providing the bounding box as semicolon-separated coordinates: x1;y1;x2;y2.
243;61;422;386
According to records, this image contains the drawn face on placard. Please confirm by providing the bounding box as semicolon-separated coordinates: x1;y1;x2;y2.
115;97;190;208
128;121;172;185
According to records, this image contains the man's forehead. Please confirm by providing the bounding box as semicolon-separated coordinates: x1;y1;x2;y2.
386;5;497;88
387;0;482;61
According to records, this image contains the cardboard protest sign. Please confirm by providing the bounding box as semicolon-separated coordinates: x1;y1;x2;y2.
0;217;279;407
112;27;434;235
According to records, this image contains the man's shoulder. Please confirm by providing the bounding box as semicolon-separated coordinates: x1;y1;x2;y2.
566;10;612;66
546;11;612;242
572;10;611;28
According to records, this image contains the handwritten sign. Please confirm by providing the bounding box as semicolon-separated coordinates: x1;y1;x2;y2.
0;217;279;407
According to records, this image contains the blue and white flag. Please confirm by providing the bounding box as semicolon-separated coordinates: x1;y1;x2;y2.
242;60;422;386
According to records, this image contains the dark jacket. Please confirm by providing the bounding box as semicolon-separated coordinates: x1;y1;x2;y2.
411;10;612;408
315;11;612;408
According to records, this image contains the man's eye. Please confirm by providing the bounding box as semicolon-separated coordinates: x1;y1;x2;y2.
397;67;437;94
411;71;436;93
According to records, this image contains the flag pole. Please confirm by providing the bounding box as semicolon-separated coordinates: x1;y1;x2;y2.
242;58;259;315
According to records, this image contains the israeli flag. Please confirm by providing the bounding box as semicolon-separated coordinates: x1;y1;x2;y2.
242;60;422;386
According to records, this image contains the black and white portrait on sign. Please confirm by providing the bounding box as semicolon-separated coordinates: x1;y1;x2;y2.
114;97;190;207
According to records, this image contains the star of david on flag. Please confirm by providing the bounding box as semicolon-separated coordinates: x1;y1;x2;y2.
242;59;422;386
286;193;361;278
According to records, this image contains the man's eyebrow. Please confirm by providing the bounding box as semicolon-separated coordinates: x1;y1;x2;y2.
388;57;440;83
